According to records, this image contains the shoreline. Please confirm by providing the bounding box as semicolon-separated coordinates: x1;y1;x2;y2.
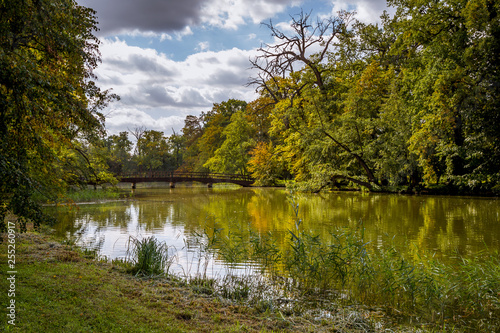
0;229;411;332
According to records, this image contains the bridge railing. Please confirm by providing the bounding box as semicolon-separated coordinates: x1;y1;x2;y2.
119;171;254;182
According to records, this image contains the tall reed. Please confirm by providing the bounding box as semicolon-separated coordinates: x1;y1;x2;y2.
126;236;173;277
210;198;500;331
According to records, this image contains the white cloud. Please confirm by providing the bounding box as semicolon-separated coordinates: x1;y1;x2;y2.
160;33;173;42
328;0;394;24
275;21;297;34
197;41;210;51
104;107;185;136
174;26;194;40
201;0;295;30
94;39;259;134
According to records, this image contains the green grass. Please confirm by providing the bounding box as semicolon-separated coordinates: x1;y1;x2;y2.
0;232;320;333
65;188;126;202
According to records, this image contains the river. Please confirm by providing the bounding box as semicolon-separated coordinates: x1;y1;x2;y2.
48;185;500;277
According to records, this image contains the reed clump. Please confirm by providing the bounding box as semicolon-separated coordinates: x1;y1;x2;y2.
126;236;174;277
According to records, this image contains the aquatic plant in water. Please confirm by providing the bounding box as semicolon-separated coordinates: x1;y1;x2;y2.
209;196;500;331
119;198;500;331
126;236;174;277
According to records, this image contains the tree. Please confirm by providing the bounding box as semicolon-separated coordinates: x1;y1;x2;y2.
58;138;118;188
250;10;355;95
104;132;133;174
177;115;203;172
129;126;147;156
134;130;170;172
204;111;253;175
0;0;118;230
195;99;247;172
388;0;500;191
251;10;385;190
168;130;184;171
245;97;274;142
248;141;288;186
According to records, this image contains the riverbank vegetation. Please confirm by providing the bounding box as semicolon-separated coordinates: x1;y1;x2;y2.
0;227;416;332
31;187;129;206
199;202;500;332
2;213;499;332
0;230;293;332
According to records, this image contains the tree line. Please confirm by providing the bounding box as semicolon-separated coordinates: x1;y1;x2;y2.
103;0;500;195
1;0;499;230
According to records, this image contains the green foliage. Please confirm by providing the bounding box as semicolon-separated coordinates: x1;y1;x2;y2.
204;111;253;175
249;141;287;186
56;139;119;188
177;115;204;172
126;236;173;277
0;0;118;230
241;2;500;193
387;0;500;190
194;99;248;172
134;130;171;172
104;132;133;174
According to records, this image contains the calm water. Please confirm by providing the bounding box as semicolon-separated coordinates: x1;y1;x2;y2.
48;185;500;276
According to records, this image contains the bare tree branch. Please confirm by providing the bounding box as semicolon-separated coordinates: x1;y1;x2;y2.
129;126;146;156
249;9;355;96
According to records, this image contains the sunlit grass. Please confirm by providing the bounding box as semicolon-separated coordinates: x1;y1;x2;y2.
66;187;128;202
0;232;303;332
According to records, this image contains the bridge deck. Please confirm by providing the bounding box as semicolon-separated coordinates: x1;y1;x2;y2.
119;171;254;187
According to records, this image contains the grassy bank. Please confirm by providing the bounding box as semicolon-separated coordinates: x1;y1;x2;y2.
65;187;130;203
0;228;402;333
0;231;283;332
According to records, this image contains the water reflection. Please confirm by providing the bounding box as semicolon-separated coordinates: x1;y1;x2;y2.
48;186;500;275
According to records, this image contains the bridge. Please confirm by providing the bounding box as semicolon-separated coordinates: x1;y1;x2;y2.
118;171;254;188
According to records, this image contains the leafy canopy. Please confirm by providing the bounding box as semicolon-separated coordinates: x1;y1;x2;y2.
0;0;118;230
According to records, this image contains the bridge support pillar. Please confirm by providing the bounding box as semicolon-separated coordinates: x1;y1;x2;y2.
169;182;176;188
207;183;213;188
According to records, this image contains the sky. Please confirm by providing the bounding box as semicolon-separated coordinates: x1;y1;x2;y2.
77;0;392;137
